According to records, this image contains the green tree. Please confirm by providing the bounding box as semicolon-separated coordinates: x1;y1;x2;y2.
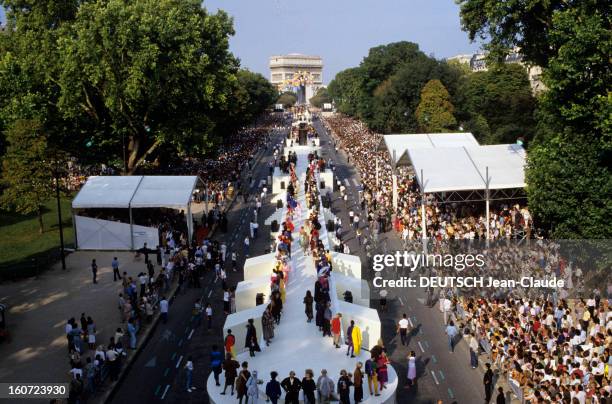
1;119;53;234
415;79;456;132
457;64;536;143
56;0;238;173
216;69;277;134
277;92;297;109
309;87;332;108
526;135;610;238
328;42;465;133
327;67;363;116
237;70;277;120
459;0;611;238
0;0;83;162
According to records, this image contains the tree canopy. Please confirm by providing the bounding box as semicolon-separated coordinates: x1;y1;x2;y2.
1;119;53;233
309;87;332;108
277;92;297;108
0;0;276;176
459;0;611;238
56;0;238;173
415;79;456;132
326;40;536;141
327;41;466;133
456;63;536;144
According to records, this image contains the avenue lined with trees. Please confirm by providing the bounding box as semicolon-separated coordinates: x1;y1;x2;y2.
327;0;610;238
0;0;278;272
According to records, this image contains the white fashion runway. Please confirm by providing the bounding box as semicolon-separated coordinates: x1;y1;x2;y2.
208;145;397;403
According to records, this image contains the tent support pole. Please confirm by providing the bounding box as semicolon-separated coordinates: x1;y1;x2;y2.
376;158;379;189
187;203;193;245
485;166;490;246
72;211;78;250
420;169;427;243
205;186;209;216
129;205;134;250
392;174;398;212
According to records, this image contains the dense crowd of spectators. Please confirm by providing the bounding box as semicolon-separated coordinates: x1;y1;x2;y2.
322;114;611;403
321;114;533;242
454;293;611;403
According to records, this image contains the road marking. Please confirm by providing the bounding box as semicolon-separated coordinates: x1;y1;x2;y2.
432;355;438;363
188;329;195;340
176;355;183;368
424;341;430;348
344;178;350;186
163;368;170;377
431;371;440;385
171;352;176;360
448;388;455;399
398;297;404;306
352;178;359;187
439;370;445;380
161;385;170;400
178;338;183;347
155;385;162;396
145;356;156;368
408;318;414;328
418;341;425;352
185;326;189;333
208;290;213;298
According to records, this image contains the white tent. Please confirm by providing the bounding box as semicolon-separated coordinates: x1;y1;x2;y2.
380;133;479;166
379;136;526;241
130;176;198;208
72;176;200;250
71;175;143;208
409;144;526;193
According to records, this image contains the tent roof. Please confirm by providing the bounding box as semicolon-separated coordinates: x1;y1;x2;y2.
410;144;526;193
72;176;199;209
72;176;143;209
130;176;198;209
380;133;479;166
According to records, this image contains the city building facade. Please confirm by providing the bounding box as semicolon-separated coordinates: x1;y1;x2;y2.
269;54;323;104
447;50;545;93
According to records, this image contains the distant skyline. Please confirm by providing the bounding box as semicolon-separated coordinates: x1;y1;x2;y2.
204;0;483;84
0;2;484;84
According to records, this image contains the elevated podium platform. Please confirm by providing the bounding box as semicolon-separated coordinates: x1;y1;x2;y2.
209;139;396;404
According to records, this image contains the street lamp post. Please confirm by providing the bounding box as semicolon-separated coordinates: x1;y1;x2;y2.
53;161;66;270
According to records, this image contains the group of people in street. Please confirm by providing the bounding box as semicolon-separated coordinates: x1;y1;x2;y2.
63;115;292;404
217;349;390;403
448;292;612;403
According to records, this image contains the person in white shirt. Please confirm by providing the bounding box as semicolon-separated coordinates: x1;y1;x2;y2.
160;297;169;324
223;289;231;314
231;252;237;272
138;273;147;296
244;237;250;257
442;298;452;325
397;314;410;346
206;304;213;329
69;365;83;379
220;243;227;263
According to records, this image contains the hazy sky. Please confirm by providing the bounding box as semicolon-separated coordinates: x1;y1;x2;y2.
0;1;483;84
204;0;483;83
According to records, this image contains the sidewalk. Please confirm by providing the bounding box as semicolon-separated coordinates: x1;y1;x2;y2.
0;250;161;388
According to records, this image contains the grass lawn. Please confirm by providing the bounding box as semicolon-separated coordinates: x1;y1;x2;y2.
0;198;74;271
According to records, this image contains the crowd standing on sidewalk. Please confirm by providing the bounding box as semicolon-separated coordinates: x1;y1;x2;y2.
60;115;289;403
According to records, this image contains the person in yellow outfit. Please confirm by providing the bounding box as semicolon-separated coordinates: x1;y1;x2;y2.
352;324;362;356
